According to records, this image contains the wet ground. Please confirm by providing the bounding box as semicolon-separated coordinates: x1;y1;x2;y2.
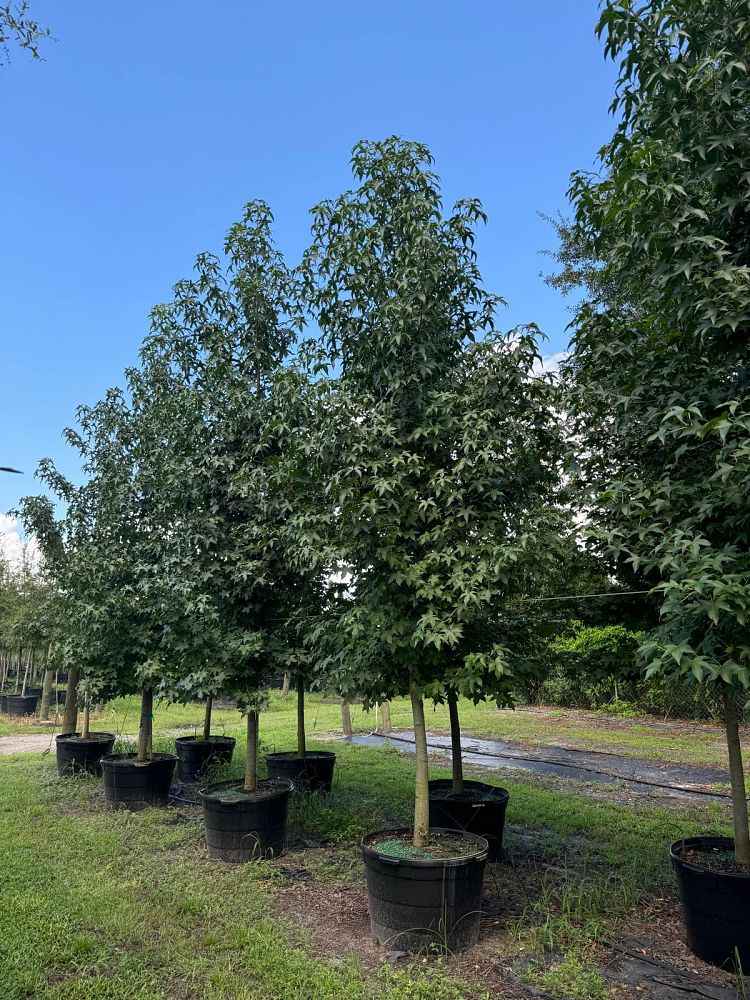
342;730;731;802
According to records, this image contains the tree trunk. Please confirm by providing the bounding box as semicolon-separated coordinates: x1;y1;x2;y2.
137;688;153;763
281;673;291;698
62;665;79;734
40;664;54;721
81;699;91;740
723;687;750;865
244;710;259;792
379;701;392;733
341;699;353;738
202;696;212;742
297;676;306;759
410;681;430;850
448;692;464;794
20;649;30;696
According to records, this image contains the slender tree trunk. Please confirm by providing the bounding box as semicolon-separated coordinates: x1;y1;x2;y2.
40;660;53;721
281;673;290;698
137;688;153;763
244;710;259;792
20;650;30;696
448;692;464;794
202;696;212;742
16;648;22;690
380;700;392;733
62;665;79;734
341;699;353;737
297;676;306;759
81;699;91;740
723;687;750;865
0;651;7;692
410;681;430;849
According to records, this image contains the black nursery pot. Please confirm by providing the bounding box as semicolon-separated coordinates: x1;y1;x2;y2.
671;836;750;970
52;689;67;707
101;752;177;810
0;694;7;713
56;732;116;777
174;735;236;783
265;750;336;793
428;779;510;861
6;694;39;716
361;827;489;953
199;778;293;862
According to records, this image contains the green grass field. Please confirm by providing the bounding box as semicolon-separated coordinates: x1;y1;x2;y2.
0;696;736;1000
1;690;738;770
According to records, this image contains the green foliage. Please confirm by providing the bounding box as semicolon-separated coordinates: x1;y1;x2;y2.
0;1;51;64
559;0;750;696
296;138;567;709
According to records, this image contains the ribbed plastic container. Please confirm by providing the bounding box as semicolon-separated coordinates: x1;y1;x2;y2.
671;836;750;969
265;751;336;793
101;753;176;810
175;736;236;783
6;694;39;716
428;779;510;860
362;827;488;952
56;732;116;776
200;779;292;862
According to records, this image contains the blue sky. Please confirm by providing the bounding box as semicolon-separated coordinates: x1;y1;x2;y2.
1;0;617;530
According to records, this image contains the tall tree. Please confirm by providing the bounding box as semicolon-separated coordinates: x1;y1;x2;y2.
557;0;750;861
300;138;565;848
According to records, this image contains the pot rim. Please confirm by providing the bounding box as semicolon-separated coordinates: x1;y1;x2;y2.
56;731;116;743
265;749;336;761
670;836;750;882
428;778;510;802
101;752;178;766
362;826;489;867
199;777;294;804
174;734;237;746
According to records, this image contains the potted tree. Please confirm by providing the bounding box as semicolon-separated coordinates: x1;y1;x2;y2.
298;138;565;951
136;200;307;858
265;671;336;793
557;0;750;969
16;492;118;777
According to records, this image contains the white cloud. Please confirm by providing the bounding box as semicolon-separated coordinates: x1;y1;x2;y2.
0;514;40;571
534;351;568;376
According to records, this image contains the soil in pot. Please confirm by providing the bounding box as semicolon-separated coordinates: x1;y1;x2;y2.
56;732;116;776
265;750;336;793
175;735;236;783
200;778;292;862
362;827;489;953
6;694;39;716
671;836;750;969
101;752;177;810
428;779;510;861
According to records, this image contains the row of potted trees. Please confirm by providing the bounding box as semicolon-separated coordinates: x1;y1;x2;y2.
14;128;750;968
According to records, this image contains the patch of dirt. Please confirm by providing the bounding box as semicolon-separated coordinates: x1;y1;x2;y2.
615;896;739;991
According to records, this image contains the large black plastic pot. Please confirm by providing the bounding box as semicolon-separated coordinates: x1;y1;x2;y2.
101;753;177;810
56;732;116;776
6;694;39;716
265;750;336;793
0;694;7;713
26;686;43;698
200;778;293;862
175;735;236;783
52;689;67;707
671;836;750;969
362;827;489;952
428;779;510;861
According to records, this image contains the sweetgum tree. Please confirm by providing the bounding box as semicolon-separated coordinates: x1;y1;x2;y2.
299;138;565;847
558;1;750;861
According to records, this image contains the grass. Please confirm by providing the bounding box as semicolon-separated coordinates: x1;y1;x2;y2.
1;690;741;770
0;694;737;1000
